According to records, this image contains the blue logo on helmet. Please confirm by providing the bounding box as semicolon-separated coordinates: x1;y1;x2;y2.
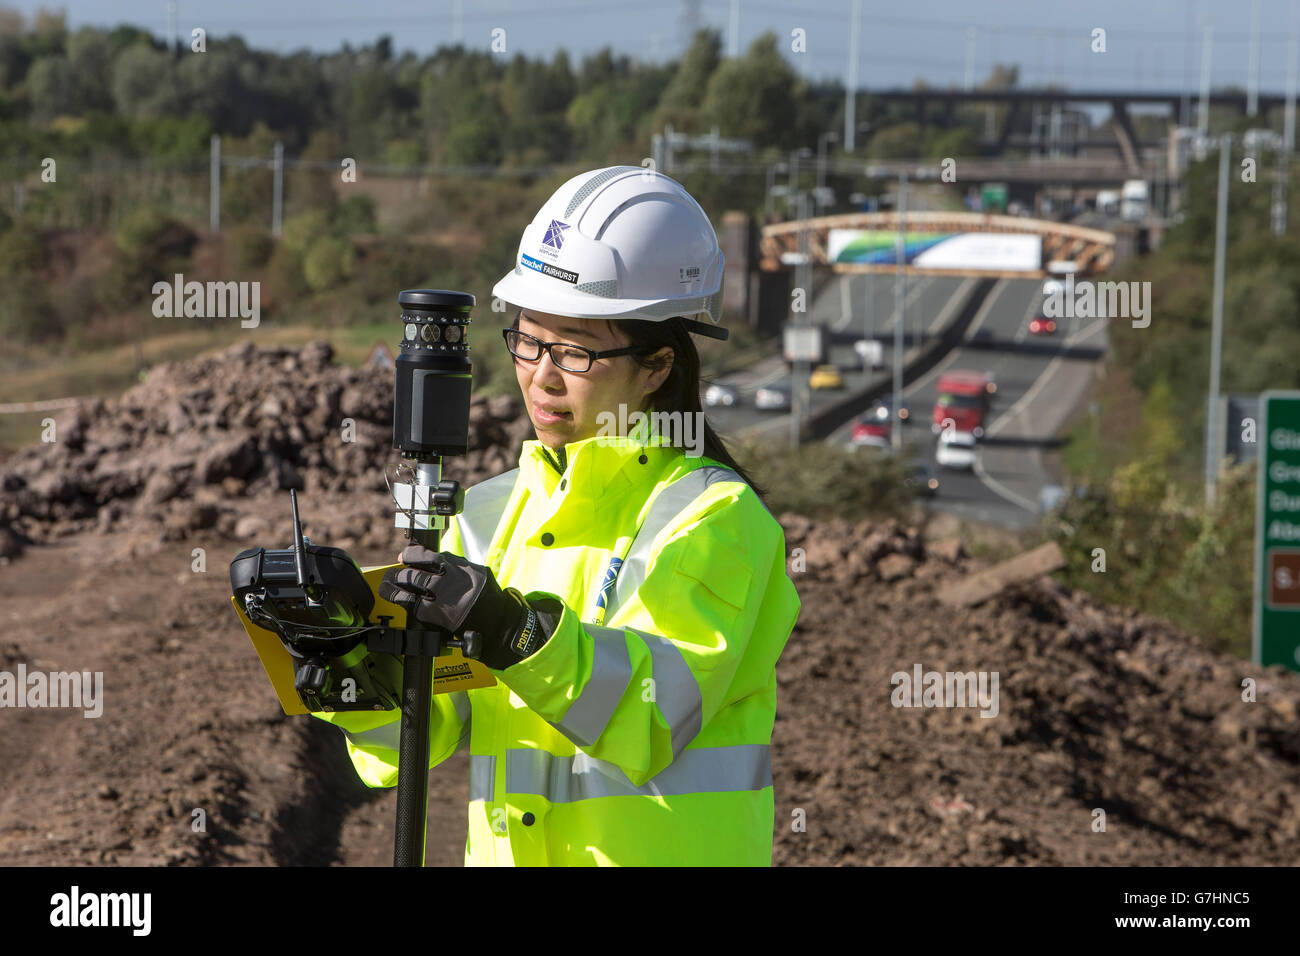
542;219;569;250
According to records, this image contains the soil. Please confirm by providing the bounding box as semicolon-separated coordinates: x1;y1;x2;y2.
1;343;1296;866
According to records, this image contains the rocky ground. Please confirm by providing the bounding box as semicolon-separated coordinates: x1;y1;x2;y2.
1;343;1296;866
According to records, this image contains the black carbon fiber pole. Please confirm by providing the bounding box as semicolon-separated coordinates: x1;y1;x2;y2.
393;462;441;867
390;288;475;868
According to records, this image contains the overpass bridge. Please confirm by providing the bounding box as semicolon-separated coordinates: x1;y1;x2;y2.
759;211;1116;277
862;86;1286;174
848;156;1165;186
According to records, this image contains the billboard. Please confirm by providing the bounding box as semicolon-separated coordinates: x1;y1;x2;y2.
828;229;1042;272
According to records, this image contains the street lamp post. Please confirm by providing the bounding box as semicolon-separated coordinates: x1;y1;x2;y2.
892;173;908;452
817;131;839;206
1206;134;1231;506
765;162;788;217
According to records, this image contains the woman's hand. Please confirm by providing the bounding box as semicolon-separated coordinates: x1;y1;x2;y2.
379;545;551;670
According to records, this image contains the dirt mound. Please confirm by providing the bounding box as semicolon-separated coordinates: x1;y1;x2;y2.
771;516;1300;865
0;342;533;559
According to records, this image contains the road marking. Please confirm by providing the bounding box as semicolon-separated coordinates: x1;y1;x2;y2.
973;307;1108;514
905;278;1010;395
831;273;940;333
972;449;1039;513
985;312;1106;439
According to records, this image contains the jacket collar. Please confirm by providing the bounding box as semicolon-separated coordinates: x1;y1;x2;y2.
517;409;683;503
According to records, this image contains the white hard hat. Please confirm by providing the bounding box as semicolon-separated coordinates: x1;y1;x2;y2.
492;165;728;340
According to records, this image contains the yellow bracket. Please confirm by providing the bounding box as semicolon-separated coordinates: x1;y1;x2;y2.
232;563;497;717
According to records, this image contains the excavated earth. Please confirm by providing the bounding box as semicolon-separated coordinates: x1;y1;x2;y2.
0;343;1296;866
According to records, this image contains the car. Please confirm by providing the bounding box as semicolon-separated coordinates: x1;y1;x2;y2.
704;383;740;407
809;364;844;390
755;384;792;411
903;462;940;497
850;418;891;449
968;327;996;349
1028;315;1058;335
935;429;977;470
869;396;911;423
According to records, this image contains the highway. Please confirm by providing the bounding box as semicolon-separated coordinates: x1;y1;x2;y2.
709;274;1109;530
704;273;968;440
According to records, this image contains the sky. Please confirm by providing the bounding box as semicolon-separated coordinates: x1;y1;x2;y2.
6;0;1299;93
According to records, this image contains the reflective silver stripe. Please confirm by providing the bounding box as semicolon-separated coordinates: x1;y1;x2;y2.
457;468;519;564
606;465;743;618
470;754;496;802
504;744;771;802
631;628;703;757
451;691;471;725
550;623;635;748
452;691;472;752
345;722;401;752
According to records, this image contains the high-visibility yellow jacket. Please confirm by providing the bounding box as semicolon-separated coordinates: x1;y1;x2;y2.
314;431;801;866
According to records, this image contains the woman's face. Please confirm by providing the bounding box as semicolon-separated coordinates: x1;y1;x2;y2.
512;310;672;449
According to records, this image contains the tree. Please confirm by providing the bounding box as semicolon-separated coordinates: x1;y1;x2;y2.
65;27;113;112
654;29;721;131
699;32;805;149
111;42;185;119
26;55;77;121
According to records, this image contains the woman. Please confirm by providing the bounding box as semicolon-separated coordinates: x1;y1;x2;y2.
320;166;801;866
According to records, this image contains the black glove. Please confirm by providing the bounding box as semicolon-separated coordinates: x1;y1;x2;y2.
379;545;558;671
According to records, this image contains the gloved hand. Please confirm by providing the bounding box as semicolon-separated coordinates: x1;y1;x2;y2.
378;545;557;671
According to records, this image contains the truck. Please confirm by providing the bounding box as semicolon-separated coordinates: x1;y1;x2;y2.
1120;179;1148;221
853;338;884;370
1096;190;1120;216
931;370;995;439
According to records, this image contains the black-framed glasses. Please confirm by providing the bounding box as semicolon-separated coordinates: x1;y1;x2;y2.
501;327;645;373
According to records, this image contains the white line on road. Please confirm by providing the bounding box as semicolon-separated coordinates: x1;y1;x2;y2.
904;278;1009;396
985;313;1107;439
973;306;1109;514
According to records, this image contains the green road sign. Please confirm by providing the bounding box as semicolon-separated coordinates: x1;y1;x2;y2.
1255;391;1300;670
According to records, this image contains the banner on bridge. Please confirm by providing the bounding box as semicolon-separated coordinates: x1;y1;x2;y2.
828;229;1042;272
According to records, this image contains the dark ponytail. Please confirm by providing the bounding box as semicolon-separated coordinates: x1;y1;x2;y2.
610;316;768;503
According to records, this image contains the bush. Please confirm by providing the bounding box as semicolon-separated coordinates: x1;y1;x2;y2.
266;242;307;303
282;207;331;256
0;222;47;276
113;203;170;256
230;225;273;270
92;246;150;314
0;273;53;340
736;438;916;521
333;194;377;235
303;235;355;292
1046;457;1254;658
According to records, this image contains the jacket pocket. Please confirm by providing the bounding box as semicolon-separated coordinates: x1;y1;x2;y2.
674;541;753;613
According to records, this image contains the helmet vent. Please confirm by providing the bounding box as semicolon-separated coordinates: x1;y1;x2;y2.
576;279;618;298
565;167;627;218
